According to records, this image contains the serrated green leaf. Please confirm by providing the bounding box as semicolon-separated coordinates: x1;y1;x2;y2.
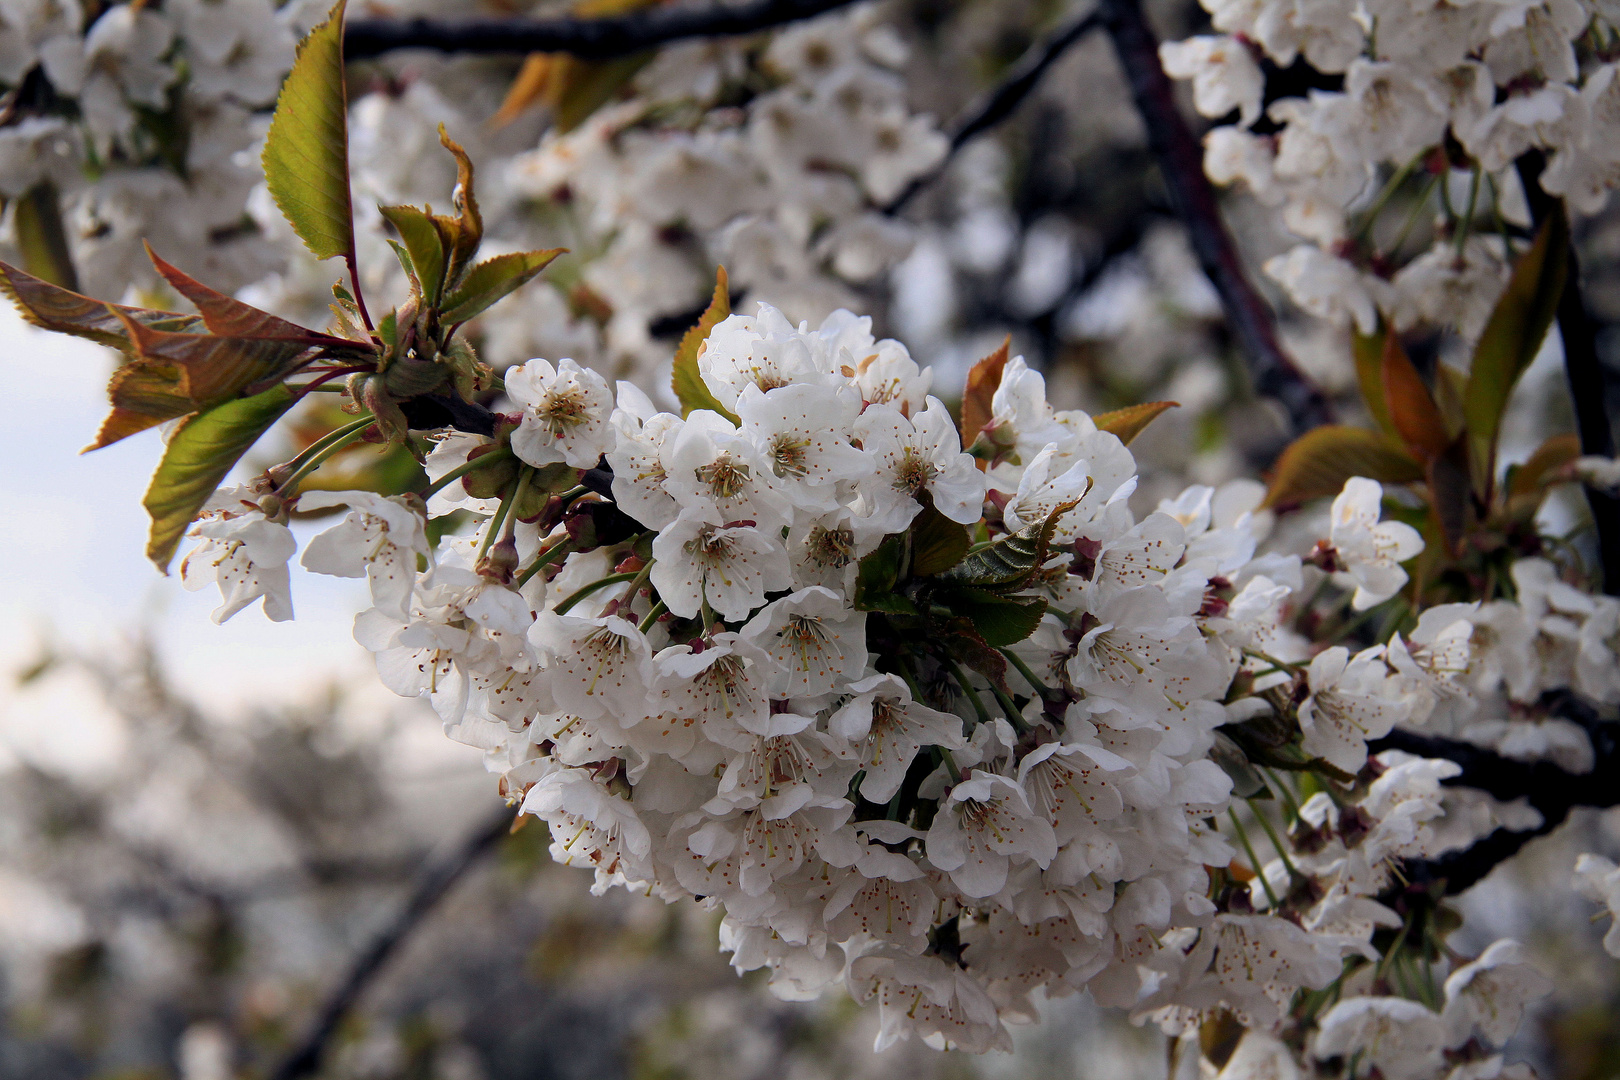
672;266;736;422
381;204;446;306
262;0;355;265
910;502;971;576
853;533;905;612
439;248;566;327
1093;401;1179;446
144;384;298;570
1262;426;1425;509
1463;211;1569;499
939;587;1047;647
939;499;1074;593
934;618;1009;691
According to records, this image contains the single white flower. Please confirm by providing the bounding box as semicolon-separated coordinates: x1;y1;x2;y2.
180;485;295;624
649;508;792;622
298;490;428;620
740;586;868;696
853;397;986;531
828;673;965;803
1330;477;1424;610
1298;645;1411;773
925;770;1056;898
507;357;616;469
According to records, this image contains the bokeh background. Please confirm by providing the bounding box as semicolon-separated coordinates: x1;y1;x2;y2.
5;0;1620;1077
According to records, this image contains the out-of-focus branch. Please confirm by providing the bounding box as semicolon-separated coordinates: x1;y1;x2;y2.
1098;0;1334;438
884;10;1105;214
1515;153;1620;596
343;0;860;60
1370;713;1620;897
269;804;517;1080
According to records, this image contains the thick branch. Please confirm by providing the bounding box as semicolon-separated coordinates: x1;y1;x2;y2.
1516;153;1620;596
269;805;516;1080
344;0;860;60
884;11;1104;214
1098;0;1334;438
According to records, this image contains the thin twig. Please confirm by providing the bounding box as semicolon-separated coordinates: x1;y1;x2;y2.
884;10;1105;213
1515;152;1620;596
269;803;517;1080
1098;0;1334;438
344;0;861;59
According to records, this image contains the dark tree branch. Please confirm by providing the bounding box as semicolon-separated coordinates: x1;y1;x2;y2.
884;11;1105;214
1098;0;1334;439
343;0;861;60
1369;707;1620;898
269;804;516;1080
1515;153;1620;596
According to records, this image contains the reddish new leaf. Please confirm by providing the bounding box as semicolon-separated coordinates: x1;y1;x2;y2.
145;242;353;348
958;335;1010;448
1381;331;1452;465
1094;401;1179;446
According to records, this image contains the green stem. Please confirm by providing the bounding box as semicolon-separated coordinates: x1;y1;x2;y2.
943;658;991;726
276;415;377;495
637;600;668;634
1227;808;1281;909
990;684;1031;732
421;445;513;500
553;572;639;616
1248;799;1301;882
1388;173;1440;255
1000;648;1053;697
517;538;574;587
1455;165;1482;256
1262;766;1303;822
476;471;523;561
932;745;962;785
1354;151;1426;241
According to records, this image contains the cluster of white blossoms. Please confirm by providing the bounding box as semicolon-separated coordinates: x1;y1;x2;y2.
246;4;945;394
0;0;329;298
171;300;1608;1069
1162;0;1620;340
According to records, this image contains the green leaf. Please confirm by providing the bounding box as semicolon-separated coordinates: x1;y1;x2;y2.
439;248;566;326
13;181;78;290
143;384;298;570
551;52;656;133
934;618;1009;691
262;0;355;265
1463;211;1569;499
1262;426;1425;509
1426;433;1472;558
853;533;906;613
938;499;1074;593
910;502;971;576
381;204;447;306
0;260;201;348
1507;432;1581;503
671;266;737;422
1352;325;1398;439
1093;401;1179;446
939;587;1047;647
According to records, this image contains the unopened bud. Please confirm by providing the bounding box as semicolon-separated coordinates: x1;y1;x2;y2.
477;535;520;583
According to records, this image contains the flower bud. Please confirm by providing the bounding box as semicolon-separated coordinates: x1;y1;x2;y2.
477;535;520;583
